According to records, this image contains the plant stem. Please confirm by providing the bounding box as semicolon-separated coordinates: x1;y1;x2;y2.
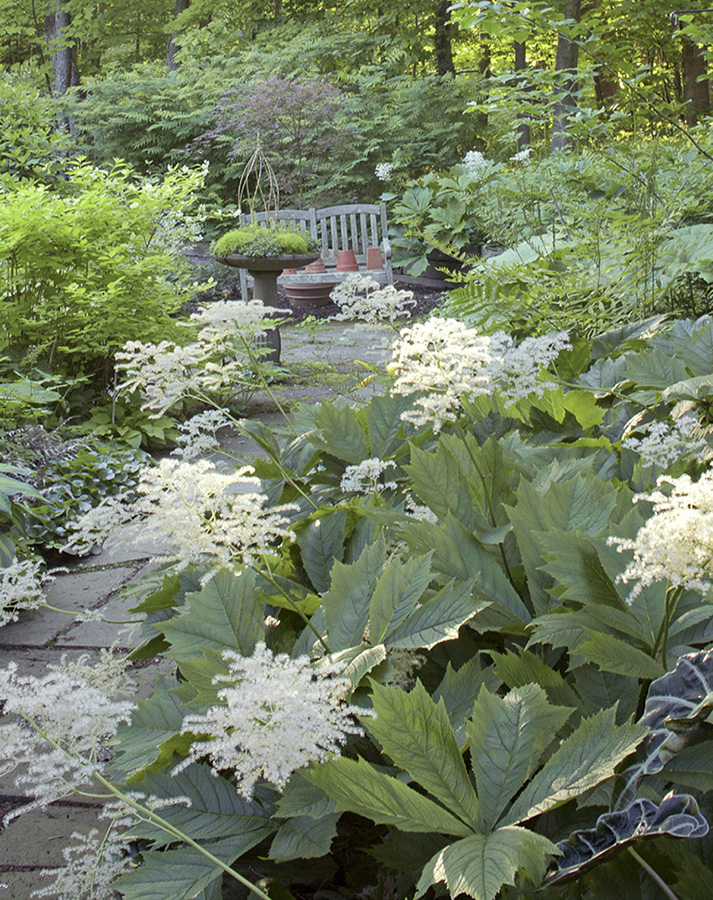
628;847;681;900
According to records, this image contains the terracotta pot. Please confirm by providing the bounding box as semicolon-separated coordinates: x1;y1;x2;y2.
281;267;298;275
336;249;359;272
283;282;337;307
304;257;327;274
366;247;384;270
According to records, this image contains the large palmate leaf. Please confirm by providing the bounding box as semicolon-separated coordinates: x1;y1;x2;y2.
538;530;625;609
304;756;471;836
504;707;646;826
366;392;415;459
661;740;713;793
126;764;273;849
545;793;709;886
367;681;480;830
406;442;484;532
416;827;558;900
576;630;665;679
109;682;190;782
309;401;368;463
433;657;501;747
368;552;433;644
293;507;348;593
322;536;385;651
269;812;341;861
466;684;573;832
161;568;263;663
490;649;583;716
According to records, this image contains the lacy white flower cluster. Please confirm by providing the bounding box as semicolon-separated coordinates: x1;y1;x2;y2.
510;147;532;164
64;459;295;575
388;318;570;432
610;469;713;600
404;493;439;524
623;414;708;470
174;409;233;460
176;643;363;799
0;658;135;820
33;827;132;900
463;150;488;177
340;458;397;493
0;557;46;626
116;299;280;416
375;162;392;181
331;274;415;324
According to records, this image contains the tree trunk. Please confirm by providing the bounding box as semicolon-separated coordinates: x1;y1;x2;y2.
550;0;581;152
682;38;709;126
434;0;456;76
45;0;75;97
514;40;531;150
166;0;190;71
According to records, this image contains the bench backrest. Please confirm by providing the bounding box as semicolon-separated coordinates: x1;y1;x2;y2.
315;203;388;267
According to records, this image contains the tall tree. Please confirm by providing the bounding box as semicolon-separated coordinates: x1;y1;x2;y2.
45;0;77;97
166;0;191;70
551;0;582;151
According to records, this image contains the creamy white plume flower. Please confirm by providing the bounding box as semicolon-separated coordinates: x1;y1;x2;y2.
463;150;488;177
375;162;392;181
623;414;708;469
175;643;363;799
0;661;135;820
340;458;397;493
510;147;533;164
610;469;713;600
174;409;233;460
63;459;295;574
404;493;439;524
388;318;569;432
331;274;415;324
32;828;131;900
0;558;47;626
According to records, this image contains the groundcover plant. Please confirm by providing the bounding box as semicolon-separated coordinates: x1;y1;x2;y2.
4;311;713;900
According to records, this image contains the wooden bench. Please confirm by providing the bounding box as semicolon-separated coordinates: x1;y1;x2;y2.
239;202;393;300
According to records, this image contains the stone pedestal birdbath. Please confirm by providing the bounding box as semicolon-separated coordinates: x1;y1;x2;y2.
214;252;319;363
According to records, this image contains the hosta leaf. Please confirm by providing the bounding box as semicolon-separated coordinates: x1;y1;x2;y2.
126;764;273;848
546;793;709;886
384;577;484;649
505;707;646;826
162;569;263;663
109;683;189;782
304;756;471;836
293;508;347;593
467;684;573;831
577;630;665;679
416;827;558;900
368;681;480;829
322;536;385;651
369;552;433;644
269;812;340;862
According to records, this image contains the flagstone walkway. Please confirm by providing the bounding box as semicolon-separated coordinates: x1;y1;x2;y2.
0;319;396;899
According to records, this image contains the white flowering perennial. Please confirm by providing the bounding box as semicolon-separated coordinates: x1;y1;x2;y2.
388;318;570;432
176;644;363;799
510;147;533;164
116;299;281;416
375;162;392;181
0;661;135;820
463;150;488;177
0;558;46;626
611;469;713;600
174;409;233;460
331;274;415;324
64;459;295;573
622;414;708;469
32;828;132;900
340;458;397;493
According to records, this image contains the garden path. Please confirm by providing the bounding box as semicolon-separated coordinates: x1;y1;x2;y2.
0;318;396;899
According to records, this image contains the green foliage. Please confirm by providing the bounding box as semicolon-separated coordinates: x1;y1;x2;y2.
0;160;206;384
0;75;66;184
212;223;318;257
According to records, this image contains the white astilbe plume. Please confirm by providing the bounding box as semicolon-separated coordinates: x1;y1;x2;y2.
388;318;569;432
331;274;415;324
340;458;397;493
116;299;281;416
175;643;364;799
610;469;713;600
623;414;708;469
32;828;132;900
0;661;135;820
0;558;47;626
463;150;488;177
63;459;295;575
174;409;233;460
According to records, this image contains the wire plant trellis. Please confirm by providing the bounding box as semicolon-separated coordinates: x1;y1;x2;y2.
238;140;280;226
